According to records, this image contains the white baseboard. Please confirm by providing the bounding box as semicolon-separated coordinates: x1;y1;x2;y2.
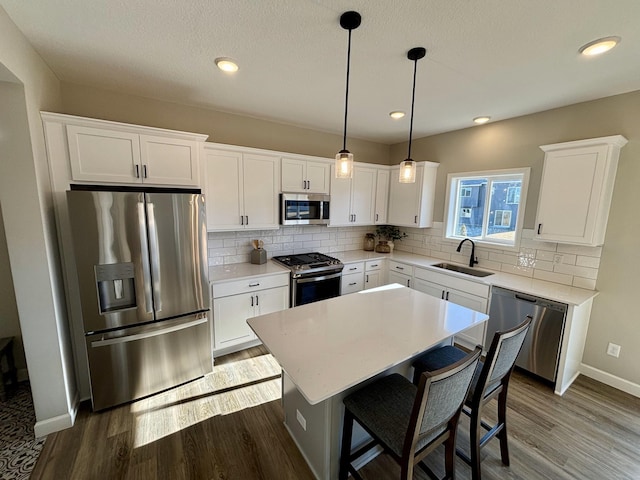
34;390;80;438
579;363;640;398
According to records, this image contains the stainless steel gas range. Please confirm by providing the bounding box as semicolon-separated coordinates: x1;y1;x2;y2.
271;252;344;307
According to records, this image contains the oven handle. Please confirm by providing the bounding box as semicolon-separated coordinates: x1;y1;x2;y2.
294;271;343;284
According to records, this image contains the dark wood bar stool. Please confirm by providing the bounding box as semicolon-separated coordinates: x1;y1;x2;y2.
0;336;19;401
411;316;532;480
339;346;482;480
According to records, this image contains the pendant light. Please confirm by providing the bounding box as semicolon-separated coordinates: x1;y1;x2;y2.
399;47;426;183
335;11;361;179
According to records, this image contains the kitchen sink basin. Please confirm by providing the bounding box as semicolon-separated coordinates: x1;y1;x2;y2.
432;263;494;278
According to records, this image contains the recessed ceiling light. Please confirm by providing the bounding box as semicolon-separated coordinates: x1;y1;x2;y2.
215;57;239;73
389;111;405;119
473;116;491;125
579;36;621;56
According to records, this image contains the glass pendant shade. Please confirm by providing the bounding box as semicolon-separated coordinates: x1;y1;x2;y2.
399;159;416;183
335;150;354;179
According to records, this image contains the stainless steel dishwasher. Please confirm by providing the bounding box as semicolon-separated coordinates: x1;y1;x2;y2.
486;286;567;383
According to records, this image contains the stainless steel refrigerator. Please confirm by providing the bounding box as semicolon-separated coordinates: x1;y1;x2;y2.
67;187;211;410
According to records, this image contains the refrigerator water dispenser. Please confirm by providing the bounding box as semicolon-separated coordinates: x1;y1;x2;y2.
95;263;136;313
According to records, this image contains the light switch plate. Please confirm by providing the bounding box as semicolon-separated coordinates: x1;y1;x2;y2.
606;342;621;358
296;409;307;431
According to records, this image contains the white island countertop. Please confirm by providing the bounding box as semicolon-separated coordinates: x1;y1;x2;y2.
248;284;488;405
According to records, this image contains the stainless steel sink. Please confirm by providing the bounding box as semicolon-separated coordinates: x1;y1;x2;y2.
432;262;494;277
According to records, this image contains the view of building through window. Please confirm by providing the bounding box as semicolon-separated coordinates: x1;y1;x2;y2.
445;169;529;246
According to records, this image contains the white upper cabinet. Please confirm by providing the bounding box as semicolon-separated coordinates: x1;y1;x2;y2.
329;165;377;226
281;157;331;193
59;115;206;186
388;162;439;228
204;146;280;231
374;169;390;224
535;135;627;246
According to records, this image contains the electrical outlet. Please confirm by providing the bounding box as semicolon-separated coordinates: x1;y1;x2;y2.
296;409;307;431
606;342;621;358
554;254;563;264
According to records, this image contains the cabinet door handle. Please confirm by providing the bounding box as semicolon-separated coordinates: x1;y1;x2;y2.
248;282;260;287
255;295;259;306
307;180;311;189
365;274;369;283
303;180;307;189
375;213;379;221
353;214;356;222
407;279;411;288
135;164;140;178
245;215;249;225
537;223;542;235
143;165;148;178
445;291;450;301
250;296;254;307
414;215;418;224
241;216;244;225
441;291;445;299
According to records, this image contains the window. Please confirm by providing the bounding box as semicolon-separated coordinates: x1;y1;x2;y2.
444;168;530;247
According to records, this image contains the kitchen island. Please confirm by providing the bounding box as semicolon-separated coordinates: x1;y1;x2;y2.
247;283;489;479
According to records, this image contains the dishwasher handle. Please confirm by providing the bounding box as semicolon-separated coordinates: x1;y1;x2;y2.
514;293;538;303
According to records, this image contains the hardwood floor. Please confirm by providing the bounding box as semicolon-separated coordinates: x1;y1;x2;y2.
32;346;640;479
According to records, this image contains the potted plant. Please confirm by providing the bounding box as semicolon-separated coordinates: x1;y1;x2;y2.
375;225;408;252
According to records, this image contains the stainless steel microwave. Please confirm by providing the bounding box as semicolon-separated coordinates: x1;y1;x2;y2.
280;193;330;225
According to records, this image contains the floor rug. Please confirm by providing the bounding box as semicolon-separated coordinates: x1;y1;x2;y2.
0;382;45;479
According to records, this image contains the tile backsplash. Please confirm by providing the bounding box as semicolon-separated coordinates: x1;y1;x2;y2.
207;222;601;290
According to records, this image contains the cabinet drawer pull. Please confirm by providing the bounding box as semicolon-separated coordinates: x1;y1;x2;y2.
349;267;357;271
349;282;357;286
248;282;260;287
371;264;378;267
396;266;404;270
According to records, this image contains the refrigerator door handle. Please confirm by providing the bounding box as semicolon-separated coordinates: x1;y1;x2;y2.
90;317;208;348
137;202;154;314
146;201;162;312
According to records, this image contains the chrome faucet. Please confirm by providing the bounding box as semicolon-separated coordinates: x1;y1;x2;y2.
457;238;479;268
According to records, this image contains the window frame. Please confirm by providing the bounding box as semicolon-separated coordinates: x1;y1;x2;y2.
443;167;530;249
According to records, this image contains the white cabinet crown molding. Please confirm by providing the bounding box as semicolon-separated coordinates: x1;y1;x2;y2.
540;135;628;152
41;112;209;142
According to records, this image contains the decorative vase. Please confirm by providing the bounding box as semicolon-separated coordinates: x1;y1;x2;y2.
363;233;375;251
375;240;391;253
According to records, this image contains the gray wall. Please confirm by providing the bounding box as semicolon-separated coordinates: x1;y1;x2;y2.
391;90;640;387
1;5;76;436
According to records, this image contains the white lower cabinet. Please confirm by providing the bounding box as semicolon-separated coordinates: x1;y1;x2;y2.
341;262;365;295
364;260;384;290
413;267;489;349
387;261;413;288
212;273;289;352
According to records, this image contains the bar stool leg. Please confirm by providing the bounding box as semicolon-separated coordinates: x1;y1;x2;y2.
339;410;355;480
497;389;510;465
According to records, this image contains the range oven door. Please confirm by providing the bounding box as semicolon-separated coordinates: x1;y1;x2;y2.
291;271;342;307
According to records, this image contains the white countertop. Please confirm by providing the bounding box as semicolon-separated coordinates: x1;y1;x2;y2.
338;250;597;306
208;262;289;284
209;250;597;306
248;284;488;405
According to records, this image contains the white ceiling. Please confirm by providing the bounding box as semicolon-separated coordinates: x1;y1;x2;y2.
2;0;640;144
